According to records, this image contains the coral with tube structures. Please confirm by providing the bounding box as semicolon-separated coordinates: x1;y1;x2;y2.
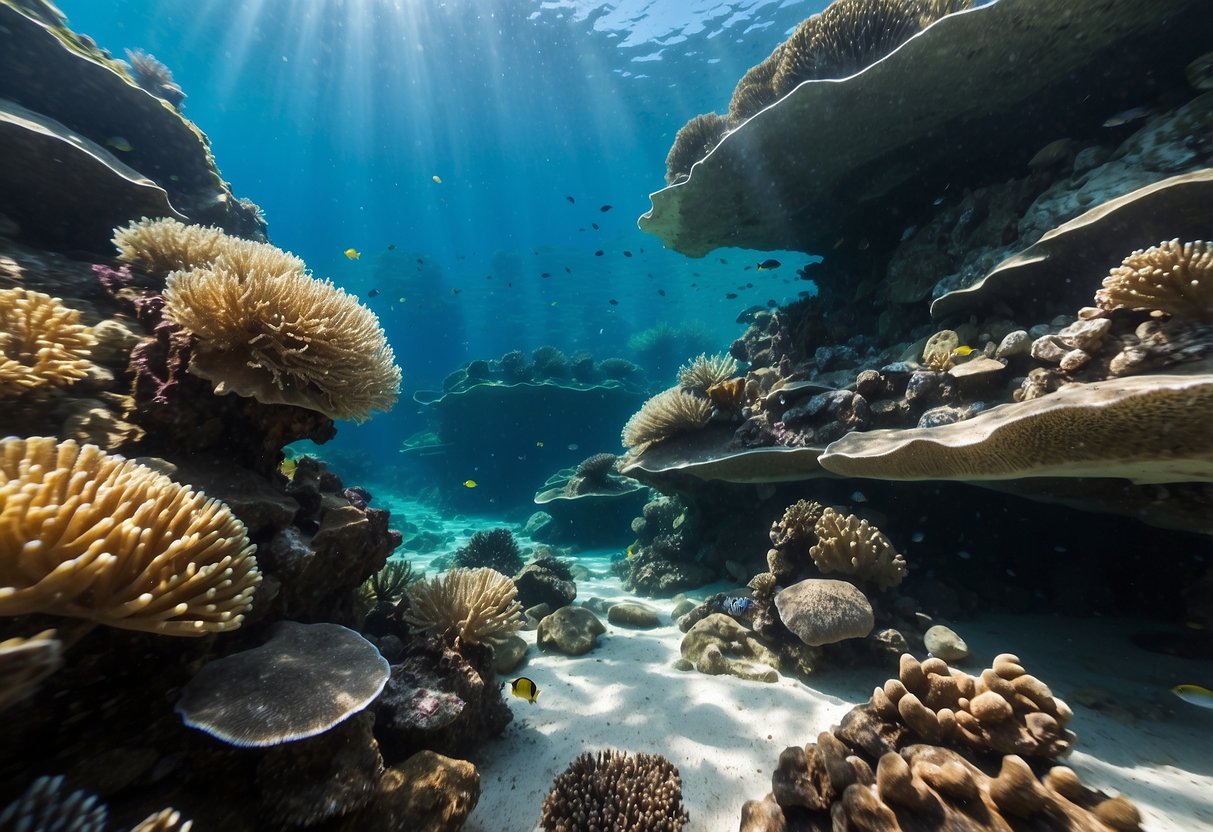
0;436;260;635
621;387;714;449
677;352;739;393
403;567;524;645
114;217;306;279
541;750;689;832
810;507;908;590
1095;239;1213;320
665;112;730;184
0;288;95;397
125;48;186;109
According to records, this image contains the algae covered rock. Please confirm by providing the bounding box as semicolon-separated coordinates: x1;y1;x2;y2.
537;606;606;655
680;613;779;683
607;601;661;629
774;579;875;647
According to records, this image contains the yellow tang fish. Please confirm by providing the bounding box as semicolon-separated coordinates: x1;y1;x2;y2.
432;174;443;184
951;345;978;358
509;677;539;704
626;542;638;559
463;479;478;488
1172;684;1213;709
344;248;361;260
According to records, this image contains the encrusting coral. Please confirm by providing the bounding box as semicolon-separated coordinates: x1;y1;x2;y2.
0;287;95;397
403;567;524;645
677;352;739;393
0;436;260;635
810;507;908;590
621;387;714;449
665;112;730;184
1095;238;1213;321
0;628;62;712
540;750;690;832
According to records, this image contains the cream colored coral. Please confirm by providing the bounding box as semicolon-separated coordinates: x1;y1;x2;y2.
621;387;713;449
1095;239;1213;320
810;507;907;590
677;352;739;393
0;288;94;396
164;266;400;422
403;567;523;645
129;809;193;832
0;629;62;711
113;216;304;277
0;437;260;635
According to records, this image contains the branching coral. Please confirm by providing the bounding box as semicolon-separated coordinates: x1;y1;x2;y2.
665;112;730;185
1095;239;1213;321
113;217;305;279
0;288;95;396
125;48;186;109
769;499;825;550
403;567;523;645
677;352;739;393
0;629;62;711
0;437;260;635
810;507;908;590
164;266;400;422
621;387;713;450
453;528;523;575
540;750;689;832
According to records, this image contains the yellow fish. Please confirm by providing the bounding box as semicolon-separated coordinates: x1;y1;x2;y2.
626;542;638;559
951;345;978;358
344;248;361;260
105;136;133;152
463;479;478;488
509;677;539;704
278;457;297;480
432;174;443;184
1172;684;1213;709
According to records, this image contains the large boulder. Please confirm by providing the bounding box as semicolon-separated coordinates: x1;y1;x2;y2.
774;579;875;647
536;606;605;655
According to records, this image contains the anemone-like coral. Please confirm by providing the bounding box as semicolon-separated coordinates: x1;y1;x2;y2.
164;265;400;422
0;629;62;712
0;776;107;832
621;387;714;450
677;352;739;393
574;452;619;481
128;808;193;832
403;567;524;645
0;287;95;396
363;558;420;606
125;48;186;109
810;507;908;590
453;528;523;575
1095;239;1213;321
540;750;689;832
0;436;260;635
531;345;570;379
665;112;730;185
727;44;784;124
113;217;306;279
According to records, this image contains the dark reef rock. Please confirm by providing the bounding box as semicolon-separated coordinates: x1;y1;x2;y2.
514;557;577;611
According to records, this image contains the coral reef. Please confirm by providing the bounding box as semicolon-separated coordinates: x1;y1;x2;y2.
514;555;577;610
574;451;618;481
680;613;781;683
665;112;729;185
621;387;714;450
1095;238;1213;320
0;775;107;832
0;436;260;635
0;287;95;396
124;49;185;109
452;528;523;575
677;352;739;393
540;750;689;832
403;567;524;645
113;217;303;278
774;578;876;646
810;507;908;590
0;629;61;712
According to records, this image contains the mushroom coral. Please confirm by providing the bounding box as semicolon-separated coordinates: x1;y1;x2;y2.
0;287;95;397
175;621;389;747
541;750;689;832
1095;238;1213;321
621;387;714;450
403;566;524;645
0;436;260;635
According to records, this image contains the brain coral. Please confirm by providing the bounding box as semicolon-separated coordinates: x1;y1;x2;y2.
164;265;400;422
1095;239;1213;321
0;288;95;396
621;387;713;450
0;437;260;635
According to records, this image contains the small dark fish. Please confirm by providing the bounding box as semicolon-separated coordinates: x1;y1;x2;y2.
725;292;738;299
541;272;551;278
451;287;460;295
565;195;575;203
743;265;752;271
387;244;396;251
745;282;753;288
767;299;777;307
691;282;697;287
592;222;599;230
485;275;493;279
639;248;645;253
1103;106;1152;127
657;289;666;296
600;204;612;212
623;250;632;257
594;250;604;257
367;288;380;297
609;298;619;305
757;259;781;271
564;267;571;273
718;257;727;264
417;258;424;264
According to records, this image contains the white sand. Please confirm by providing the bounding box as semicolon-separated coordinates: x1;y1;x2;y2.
382;504;1213;831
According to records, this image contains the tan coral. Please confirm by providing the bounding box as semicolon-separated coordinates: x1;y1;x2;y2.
621;387;713;450
678;352;739;392
164;265;400;422
128;809;193;832
403;567;523;645
0;629;62;711
665;113;730;185
113;216;304;278
0;288;95;396
1095;238;1213;321
810;507;907;590
0;437;260;635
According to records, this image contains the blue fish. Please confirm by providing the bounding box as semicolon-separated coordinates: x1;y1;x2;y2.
719;596;755;617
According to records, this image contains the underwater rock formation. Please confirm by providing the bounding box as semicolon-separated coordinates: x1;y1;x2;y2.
536;605;606;656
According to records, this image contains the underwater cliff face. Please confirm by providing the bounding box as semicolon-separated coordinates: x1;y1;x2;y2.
3;0;1213;830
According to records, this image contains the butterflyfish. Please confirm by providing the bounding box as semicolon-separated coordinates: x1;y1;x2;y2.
463;479;478;488
344;248;361;260
1172;684;1213;709
509;677;540;704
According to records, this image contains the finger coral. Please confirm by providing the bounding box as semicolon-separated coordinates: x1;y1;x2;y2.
1095;239;1213;321
541;750;689;832
621;387;713;450
0;288;95;396
0;436;260;635
163;265;400;422
0;628;62;712
403;567;523;645
677;352;739;393
665;112;730;185
113;217;304;278
810;507;908;590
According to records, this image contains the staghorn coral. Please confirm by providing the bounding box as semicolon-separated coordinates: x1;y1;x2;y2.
540;750;689;832
113;217;305;279
403;567;523;645
0;776;107;832
0;437;260;635
0;628;62;712
621;387;713;450
678;352;739;393
125;48;186;109
810;507;908;590
0;288;95;396
665;112;730;185
453;528;523;575
164;265;400;422
1095;239;1213;321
